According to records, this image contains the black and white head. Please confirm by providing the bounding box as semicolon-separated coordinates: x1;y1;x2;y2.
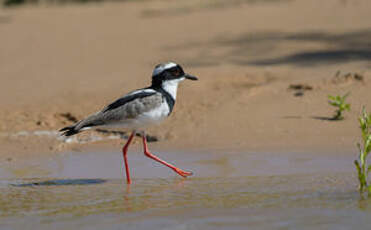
151;62;198;99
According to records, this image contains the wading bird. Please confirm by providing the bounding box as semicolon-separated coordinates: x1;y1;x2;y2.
60;62;198;184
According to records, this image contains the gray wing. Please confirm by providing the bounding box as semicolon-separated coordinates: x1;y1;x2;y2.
76;90;163;130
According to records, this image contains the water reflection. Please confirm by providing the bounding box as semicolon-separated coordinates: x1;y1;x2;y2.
0;174;359;216
1;173;371;229
1;150;370;229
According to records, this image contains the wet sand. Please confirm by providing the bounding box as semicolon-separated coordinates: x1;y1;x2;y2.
0;149;369;229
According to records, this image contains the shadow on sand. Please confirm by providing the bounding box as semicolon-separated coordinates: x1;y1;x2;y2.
168;29;371;68
282;115;341;121
12;179;107;187
311;116;341;121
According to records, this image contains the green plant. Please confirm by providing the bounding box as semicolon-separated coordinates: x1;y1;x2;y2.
328;93;351;120
355;107;371;195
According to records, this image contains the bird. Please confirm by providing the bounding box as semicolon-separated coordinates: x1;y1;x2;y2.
59;62;198;184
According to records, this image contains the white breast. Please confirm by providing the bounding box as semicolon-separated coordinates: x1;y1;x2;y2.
136;101;170;126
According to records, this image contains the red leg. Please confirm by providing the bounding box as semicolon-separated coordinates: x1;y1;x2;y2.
122;131;136;184
142;133;193;177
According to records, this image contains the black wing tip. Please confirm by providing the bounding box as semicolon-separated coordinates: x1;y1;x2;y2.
59;126;79;136
59;126;70;132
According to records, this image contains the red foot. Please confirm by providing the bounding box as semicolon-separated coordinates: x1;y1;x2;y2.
174;168;193;177
142;133;193;179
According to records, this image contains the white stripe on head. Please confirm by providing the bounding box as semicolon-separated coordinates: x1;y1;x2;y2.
152;62;177;76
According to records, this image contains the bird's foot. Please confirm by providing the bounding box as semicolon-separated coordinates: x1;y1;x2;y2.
174;168;193;177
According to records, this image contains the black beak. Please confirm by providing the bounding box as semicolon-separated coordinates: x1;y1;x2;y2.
184;74;198;81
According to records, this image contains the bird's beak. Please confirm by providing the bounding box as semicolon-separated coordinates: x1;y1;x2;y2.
184;74;198;81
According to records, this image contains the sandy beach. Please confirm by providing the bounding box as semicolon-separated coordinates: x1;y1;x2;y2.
0;0;371;157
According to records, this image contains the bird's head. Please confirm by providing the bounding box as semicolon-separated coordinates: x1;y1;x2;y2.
151;62;198;88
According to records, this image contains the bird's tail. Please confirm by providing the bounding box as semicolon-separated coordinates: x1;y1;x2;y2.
59;124;81;136
59;115;100;136
59;112;103;136
59;117;89;137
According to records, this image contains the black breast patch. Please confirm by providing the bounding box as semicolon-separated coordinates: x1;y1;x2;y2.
156;87;175;115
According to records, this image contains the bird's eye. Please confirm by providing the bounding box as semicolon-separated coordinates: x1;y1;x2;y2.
172;69;180;76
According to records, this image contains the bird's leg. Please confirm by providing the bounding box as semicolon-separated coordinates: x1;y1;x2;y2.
141;132;193;178
122;131;136;184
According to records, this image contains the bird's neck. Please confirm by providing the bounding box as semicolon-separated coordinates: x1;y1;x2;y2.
161;79;181;100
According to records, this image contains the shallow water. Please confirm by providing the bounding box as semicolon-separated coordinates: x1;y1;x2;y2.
1;150;370;229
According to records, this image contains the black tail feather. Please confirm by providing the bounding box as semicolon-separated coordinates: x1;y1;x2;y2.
59;125;79;136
